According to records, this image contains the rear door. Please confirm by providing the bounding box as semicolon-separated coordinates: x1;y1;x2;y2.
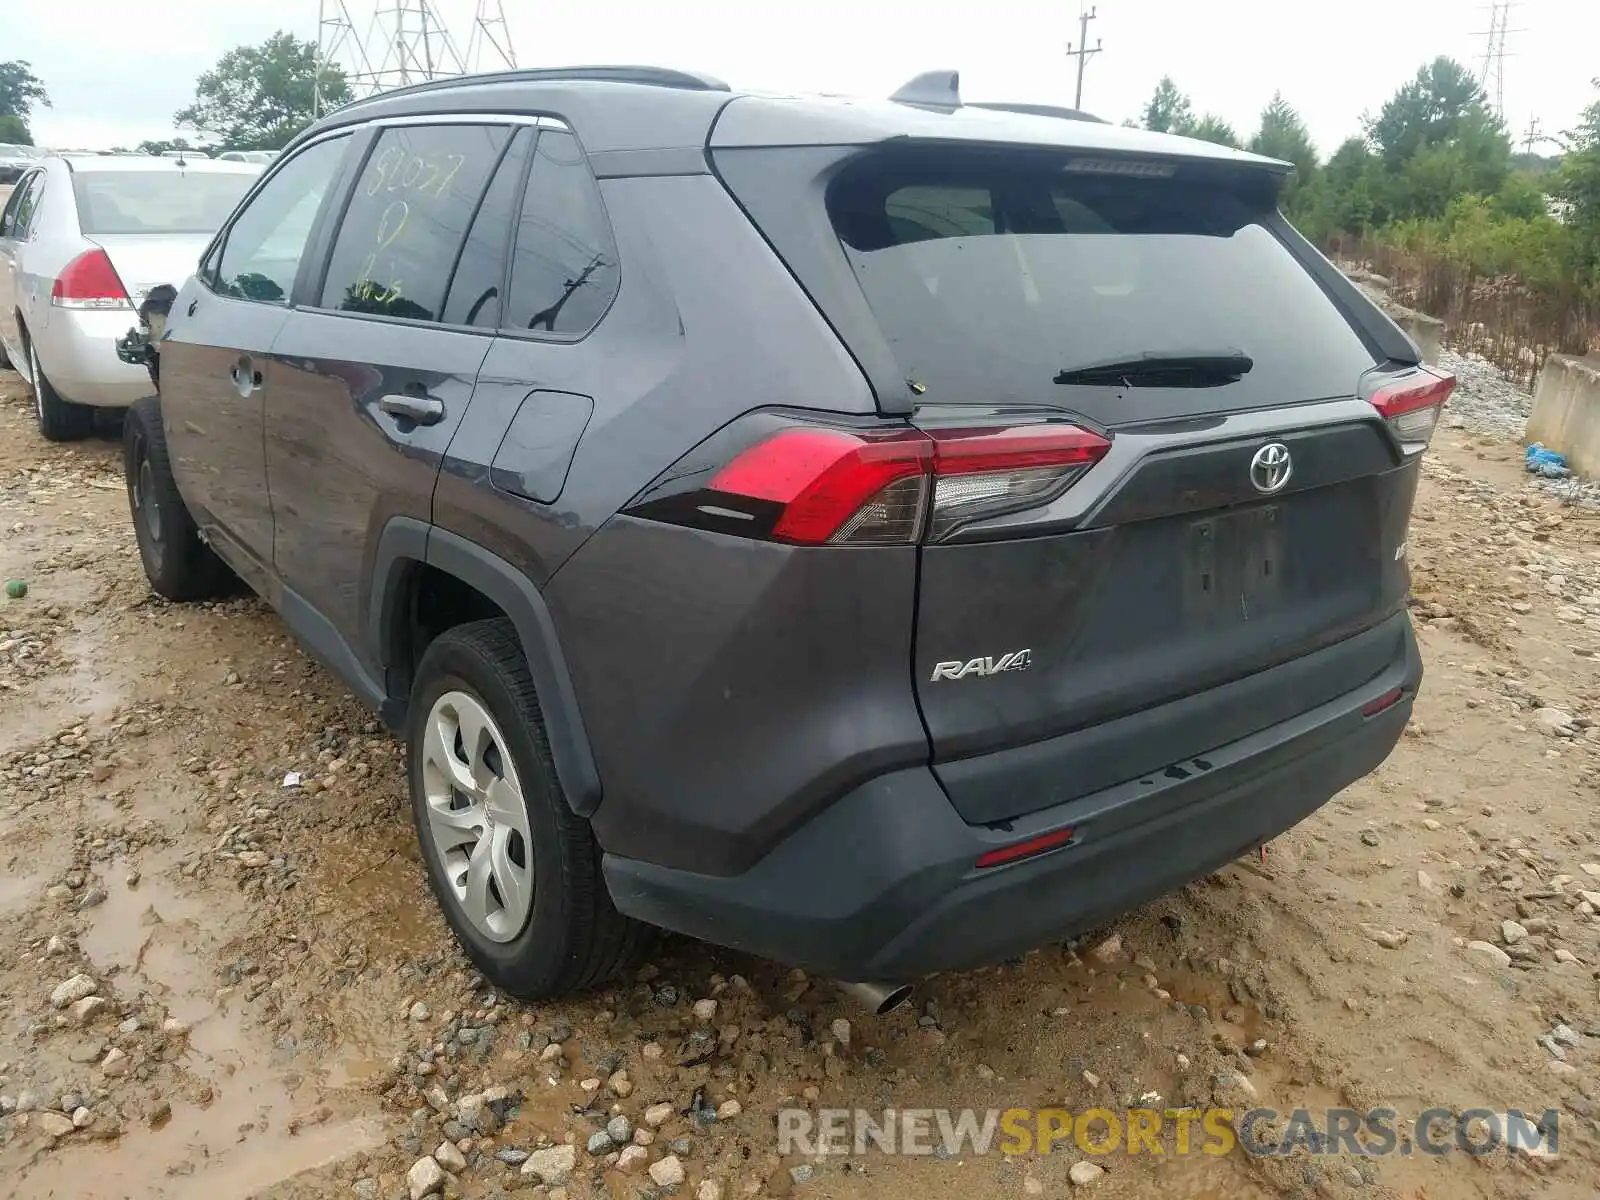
160;135;353;576
727;145;1418;824
0;169;44;359
263;119;521;670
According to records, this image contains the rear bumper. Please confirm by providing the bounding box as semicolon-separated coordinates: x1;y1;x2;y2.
604;614;1421;979
33;306;152;408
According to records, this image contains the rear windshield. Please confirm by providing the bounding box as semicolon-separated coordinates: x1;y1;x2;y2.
826;157;1375;423
71;170;256;236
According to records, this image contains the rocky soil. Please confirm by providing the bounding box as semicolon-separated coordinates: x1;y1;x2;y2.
2;365;1600;1200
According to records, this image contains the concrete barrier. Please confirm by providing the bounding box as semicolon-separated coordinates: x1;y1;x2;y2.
1528;354;1600;478
1388;304;1444;366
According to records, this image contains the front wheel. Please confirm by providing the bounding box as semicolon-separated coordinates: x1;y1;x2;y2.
123;396;234;601
407;619;651;998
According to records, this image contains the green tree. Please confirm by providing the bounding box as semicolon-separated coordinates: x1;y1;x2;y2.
175;32;349;151
1250;93;1318;183
0;60;50;143
1186;114;1241;148
1141;76;1193;134
137;137;204;157
1557;79;1600;283
1367;57;1495;168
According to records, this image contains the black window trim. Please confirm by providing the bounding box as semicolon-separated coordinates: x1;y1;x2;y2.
198;128;360;306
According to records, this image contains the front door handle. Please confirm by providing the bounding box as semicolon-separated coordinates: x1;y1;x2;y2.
379;393;445;426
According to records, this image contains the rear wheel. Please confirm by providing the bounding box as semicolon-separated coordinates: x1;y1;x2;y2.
124;396;234;601
407;619;652;999
27;333;95;443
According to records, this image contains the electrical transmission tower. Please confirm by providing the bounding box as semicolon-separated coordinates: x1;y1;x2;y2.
1065;4;1103;110
315;0;374;116
465;0;518;73
1473;1;1524;120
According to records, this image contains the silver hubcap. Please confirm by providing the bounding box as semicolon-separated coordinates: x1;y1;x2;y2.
419;690;534;942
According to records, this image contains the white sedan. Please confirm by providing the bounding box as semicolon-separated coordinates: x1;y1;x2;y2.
0;154;262;440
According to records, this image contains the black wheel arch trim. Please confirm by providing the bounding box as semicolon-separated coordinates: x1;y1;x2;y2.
369;517;603;816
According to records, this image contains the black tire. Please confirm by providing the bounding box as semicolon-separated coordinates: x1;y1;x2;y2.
27;332;95;442
123;396;234;601
407;619;652;998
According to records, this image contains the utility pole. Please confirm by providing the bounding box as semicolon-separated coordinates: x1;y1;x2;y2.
1523;115;1540;155
1065;4;1102;110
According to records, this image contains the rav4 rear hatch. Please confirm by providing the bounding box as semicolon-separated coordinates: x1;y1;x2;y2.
712;112;1441;826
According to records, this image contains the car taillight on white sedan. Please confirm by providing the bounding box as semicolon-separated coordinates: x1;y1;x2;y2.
51;249;132;310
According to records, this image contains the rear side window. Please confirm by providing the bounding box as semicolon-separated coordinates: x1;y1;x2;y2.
320;123;512;323
827;156;1376;424
502;129;619;336
71;170;257;235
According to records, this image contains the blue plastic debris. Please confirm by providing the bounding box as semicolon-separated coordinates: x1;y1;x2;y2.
1525;443;1572;478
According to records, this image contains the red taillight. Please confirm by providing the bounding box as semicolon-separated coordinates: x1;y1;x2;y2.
694;420;1111;546
1367;368;1454;454
709;427;931;545
52;249;131;310
975;826;1076;869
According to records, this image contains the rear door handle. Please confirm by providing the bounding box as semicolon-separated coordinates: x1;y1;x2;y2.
380;393;446;426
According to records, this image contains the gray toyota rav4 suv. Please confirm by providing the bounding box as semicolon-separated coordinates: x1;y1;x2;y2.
119;66;1445;1007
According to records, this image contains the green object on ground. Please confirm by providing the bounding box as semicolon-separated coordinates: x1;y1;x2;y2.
4;579;26;599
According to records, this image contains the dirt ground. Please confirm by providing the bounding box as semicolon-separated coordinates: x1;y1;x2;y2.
2;370;1600;1200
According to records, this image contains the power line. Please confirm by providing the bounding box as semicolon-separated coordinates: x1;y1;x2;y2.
1065;4;1103;111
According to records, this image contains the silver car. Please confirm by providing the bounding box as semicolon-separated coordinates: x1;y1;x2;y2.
0;154;262;439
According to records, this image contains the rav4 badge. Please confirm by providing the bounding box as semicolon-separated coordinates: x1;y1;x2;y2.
929;650;1033;682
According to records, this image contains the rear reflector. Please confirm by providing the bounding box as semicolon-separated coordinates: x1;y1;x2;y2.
1367;368;1454;455
52;248;132;310
975;826;1076;869
1361;686;1405;717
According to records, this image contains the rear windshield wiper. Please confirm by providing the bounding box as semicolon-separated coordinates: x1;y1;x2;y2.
1053;350;1254;388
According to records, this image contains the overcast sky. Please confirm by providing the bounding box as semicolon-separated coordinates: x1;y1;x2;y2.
11;0;1599;158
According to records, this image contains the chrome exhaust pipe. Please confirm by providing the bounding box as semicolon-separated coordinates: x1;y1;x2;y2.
834;980;915;1015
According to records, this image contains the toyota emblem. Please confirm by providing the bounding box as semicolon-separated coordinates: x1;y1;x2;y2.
1249;443;1293;494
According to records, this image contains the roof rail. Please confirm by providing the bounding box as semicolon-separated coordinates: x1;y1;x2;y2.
337;65;731;113
889;70;962;112
966;101;1107;125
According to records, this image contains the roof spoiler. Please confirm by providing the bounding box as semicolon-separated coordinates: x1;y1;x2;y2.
889;71;1106;123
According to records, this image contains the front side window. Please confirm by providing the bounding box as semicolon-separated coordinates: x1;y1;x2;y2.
215;134;350;305
503;130;620;336
320;123;511;323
